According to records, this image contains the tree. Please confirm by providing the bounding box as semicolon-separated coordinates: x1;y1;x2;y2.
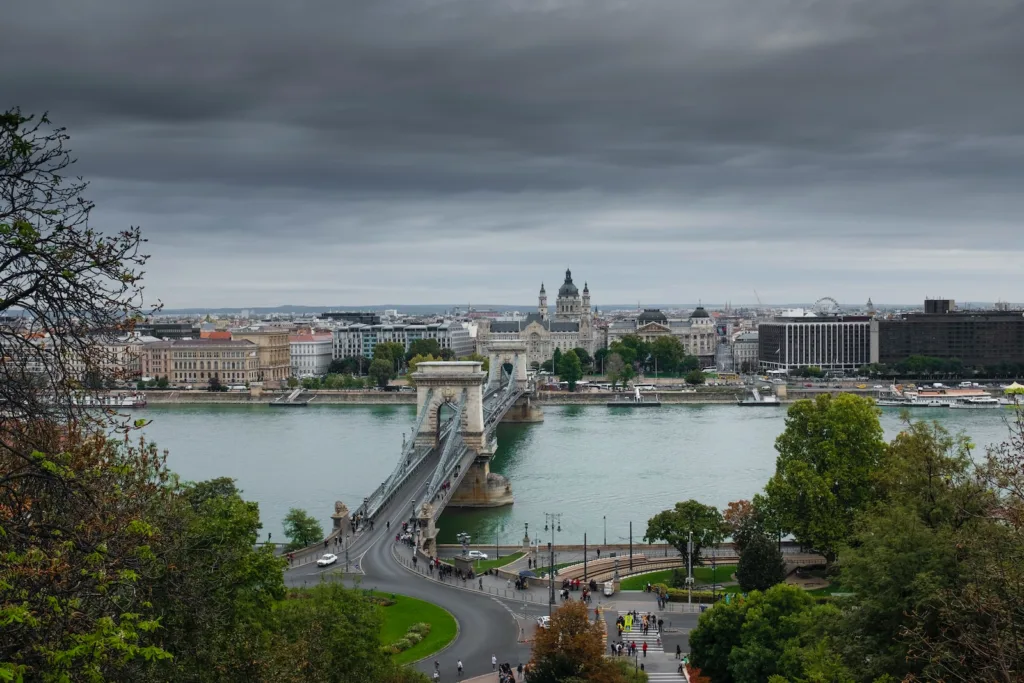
458;353;490;372
558;349;584;391
763;393;886;563
723;499;762;554
572;347;593;372
685;369;706;385
286;376;299;388
605;353;625;387
439;348;456;360
373;341;406;373
406;338;441;361
282;508;323;550
594;347;610;374
679;355;701;373
368;357;396;388
540;359;554;373
736;532;786;592
651;336;685;374
208;374;226;391
689;584;848;683
329;356;368;375
1;108;154;427
526;601;626;683
406;353;437;384
740;360;755;374
609;338;638;367
644;500;726;567
156;375;169;388
552;348;563;377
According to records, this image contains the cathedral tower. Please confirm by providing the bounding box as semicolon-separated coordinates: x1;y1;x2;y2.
538;283;548;320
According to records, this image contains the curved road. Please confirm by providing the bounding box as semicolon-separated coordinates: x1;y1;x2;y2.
285;457;540;680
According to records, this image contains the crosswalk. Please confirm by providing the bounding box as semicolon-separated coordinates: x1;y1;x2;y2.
609;611;686;681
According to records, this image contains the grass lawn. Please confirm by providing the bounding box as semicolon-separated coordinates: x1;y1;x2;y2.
533;561;578;576
472;551;525;573
620;565;737;591
376;593;458;665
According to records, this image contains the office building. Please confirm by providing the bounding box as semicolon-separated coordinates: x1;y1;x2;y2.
141;339;259;386
332;321;475;360
290;333;334;377
758;312;871;373
321;311;381;325
232;328;292;387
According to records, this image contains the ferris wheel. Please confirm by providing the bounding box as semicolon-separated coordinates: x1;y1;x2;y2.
814;297;840;314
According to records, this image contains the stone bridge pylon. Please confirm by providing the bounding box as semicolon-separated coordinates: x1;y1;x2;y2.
412;361;486;450
483;340;544;424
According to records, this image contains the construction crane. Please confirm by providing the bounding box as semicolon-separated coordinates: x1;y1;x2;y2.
753;289;763;307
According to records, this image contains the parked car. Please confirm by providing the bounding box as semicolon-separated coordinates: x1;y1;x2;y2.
317;553;337;567
467;550;488;560
536;616;551;629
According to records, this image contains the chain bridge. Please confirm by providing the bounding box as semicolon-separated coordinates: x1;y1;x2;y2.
353;341;542;555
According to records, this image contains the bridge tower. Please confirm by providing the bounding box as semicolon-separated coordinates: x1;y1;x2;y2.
483;340;544;424
412;362;486;450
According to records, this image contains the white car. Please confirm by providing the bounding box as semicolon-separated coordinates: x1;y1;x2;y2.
317;553;337;567
536;616;551;629
467;550;488;560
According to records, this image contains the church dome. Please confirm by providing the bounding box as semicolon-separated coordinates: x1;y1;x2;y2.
637;309;668;324
558;268;579;297
690;306;711;319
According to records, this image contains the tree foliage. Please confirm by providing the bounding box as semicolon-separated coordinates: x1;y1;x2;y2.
558;349;584;391
685;369;706;385
644;500;726;567
406;354;437;385
458;353;490;372
735;532;786;592
764;394;886;563
405;339;441;361
282;508;324;550
526;601;628;683
369;357;396;388
605;353;625;388
373;342;406;373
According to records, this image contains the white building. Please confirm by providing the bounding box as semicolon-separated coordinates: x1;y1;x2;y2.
758;314;872;373
290;333;334;377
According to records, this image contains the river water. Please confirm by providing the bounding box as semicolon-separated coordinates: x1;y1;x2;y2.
139;404;1015;546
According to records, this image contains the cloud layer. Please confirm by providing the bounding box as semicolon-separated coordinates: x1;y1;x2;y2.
4;0;1022;307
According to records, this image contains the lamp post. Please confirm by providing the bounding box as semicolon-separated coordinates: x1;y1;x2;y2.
544;513;562;615
603;515;607;546
687;530;694;605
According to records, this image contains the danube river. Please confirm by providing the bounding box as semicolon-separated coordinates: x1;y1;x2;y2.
139;404;1015;546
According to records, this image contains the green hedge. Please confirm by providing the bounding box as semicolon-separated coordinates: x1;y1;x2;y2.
653;583;835;605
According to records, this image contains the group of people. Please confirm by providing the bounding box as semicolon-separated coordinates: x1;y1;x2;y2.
615;611;662;637
610;640;648;660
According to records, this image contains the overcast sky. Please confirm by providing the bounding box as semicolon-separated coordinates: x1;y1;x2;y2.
4;0;1023;308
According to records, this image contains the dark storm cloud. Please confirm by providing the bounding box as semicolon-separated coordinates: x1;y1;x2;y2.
2;0;1023;306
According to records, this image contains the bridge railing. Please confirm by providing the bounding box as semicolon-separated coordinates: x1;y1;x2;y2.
424;390;467;500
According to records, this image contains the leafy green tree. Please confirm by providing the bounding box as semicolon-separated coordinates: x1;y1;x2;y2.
406;338;441;361
439;347;456;360
680;355;700;373
685;369;706;385
458;353;490;372
208;374;226;391
539;359;554;373
604;352;624;387
368;357;396;388
644;500;726;567
594;347;609;374
286;376;299;388
329;356;368;375
282;508;323;550
651;336;684;374
156;375;169;389
609;338;638;366
763;393;886;563
406;353;437;384
688;595;747;682
558;350;584;391
572;347;593;372
736;532;786;592
373;341;406;373
552;348;563;376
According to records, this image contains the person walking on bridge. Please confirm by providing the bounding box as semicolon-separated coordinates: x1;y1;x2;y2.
491;654;497;671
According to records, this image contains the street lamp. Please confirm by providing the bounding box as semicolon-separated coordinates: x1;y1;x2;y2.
544;512;562;615
603;515;607;546
496;523;504;560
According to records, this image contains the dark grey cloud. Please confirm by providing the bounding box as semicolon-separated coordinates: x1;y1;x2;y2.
2;0;1023;306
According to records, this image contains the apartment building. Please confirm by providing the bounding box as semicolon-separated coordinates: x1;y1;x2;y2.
141;339;259;386
232;328;291;387
758;313;872;373
332;321;474;360
290;333;333;377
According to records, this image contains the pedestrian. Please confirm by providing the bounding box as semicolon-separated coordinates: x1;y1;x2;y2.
643;642;648;657
518;662;523;676
457;660;463;678
658;617;664;633
676;644;682;659
492;654;497;671
507;578;511;589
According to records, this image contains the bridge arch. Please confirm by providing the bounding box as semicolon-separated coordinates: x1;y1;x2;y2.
481;340;530;390
411;362;486;450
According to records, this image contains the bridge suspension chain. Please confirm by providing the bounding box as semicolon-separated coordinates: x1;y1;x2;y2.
424;389;468;503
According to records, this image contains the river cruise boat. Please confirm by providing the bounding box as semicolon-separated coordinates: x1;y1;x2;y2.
608;386;661;407
950;396;1001;409
72;392;147;408
737;388;782;406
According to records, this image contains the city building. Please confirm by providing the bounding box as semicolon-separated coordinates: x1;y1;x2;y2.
332;321;475;360
133;321;198;340
290;333;334;377
605;307;718;366
758;312;872;373
232;328;291;387
321;311;382;325
141;338;259;386
732;331;759;372
872;299;1024;369
475;269;597;369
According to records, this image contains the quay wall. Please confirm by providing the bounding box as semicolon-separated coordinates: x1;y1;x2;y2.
142;390;417;405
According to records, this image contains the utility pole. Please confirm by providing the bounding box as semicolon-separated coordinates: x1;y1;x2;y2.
687;530;693;605
544;513;562;615
629;521;633;571
583;532;588;581
603;515;607;546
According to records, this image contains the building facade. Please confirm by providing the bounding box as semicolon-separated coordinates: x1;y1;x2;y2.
732;331;759;372
290;334;334;377
758;315;872;373
332;321;474;360
141;339;259;386
605;307;718;366
475;269;597;369
872;301;1024;368
232;328;291;387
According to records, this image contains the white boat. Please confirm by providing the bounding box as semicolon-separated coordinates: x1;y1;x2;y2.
876;398;911;407
906;399;951;408
73;392;148;408
998;396;1024;407
950;396;1001;409
738;388;782;406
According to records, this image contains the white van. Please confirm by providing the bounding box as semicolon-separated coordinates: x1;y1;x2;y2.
603;581;616;597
